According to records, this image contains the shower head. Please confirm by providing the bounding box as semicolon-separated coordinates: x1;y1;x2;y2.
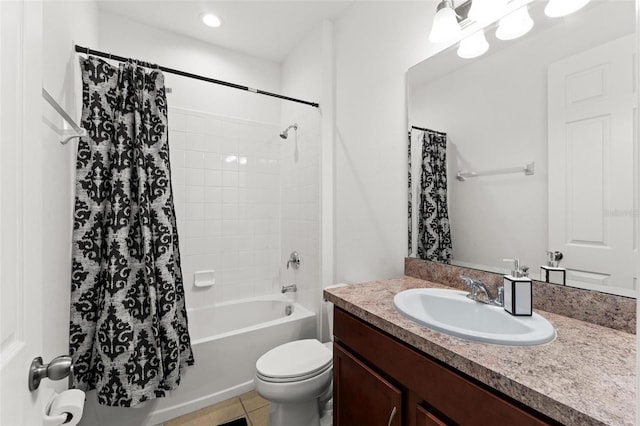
279;123;298;139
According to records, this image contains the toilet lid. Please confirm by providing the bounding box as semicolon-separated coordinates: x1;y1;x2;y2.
256;339;332;381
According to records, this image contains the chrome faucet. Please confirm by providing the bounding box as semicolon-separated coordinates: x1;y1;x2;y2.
281;284;297;294
286;251;301;270
460;276;503;306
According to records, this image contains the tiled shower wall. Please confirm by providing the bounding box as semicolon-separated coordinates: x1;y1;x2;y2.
168;107;282;309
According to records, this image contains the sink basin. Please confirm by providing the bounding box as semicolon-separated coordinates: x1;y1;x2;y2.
393;288;556;346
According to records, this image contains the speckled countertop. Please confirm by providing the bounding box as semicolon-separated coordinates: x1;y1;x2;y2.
324;276;636;426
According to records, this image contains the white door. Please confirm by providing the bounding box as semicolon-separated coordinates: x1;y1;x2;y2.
0;1;47;424
548;34;637;297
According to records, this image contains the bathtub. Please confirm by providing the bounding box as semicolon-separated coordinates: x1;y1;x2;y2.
79;295;316;426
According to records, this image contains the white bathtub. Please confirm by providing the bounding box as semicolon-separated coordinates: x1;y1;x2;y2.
79;295;316;426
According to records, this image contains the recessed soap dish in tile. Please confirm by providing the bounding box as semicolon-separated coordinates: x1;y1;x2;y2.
194;270;215;288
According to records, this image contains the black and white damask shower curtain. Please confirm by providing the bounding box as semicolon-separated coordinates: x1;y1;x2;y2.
417;131;453;263
70;56;194;407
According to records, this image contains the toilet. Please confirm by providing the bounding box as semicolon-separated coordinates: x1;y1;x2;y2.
254;285;343;426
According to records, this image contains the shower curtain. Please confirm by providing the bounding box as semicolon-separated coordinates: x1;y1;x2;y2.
69;56;194;407
417;130;453;263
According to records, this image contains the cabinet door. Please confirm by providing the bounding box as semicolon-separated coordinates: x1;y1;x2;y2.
416;404;448;426
334;343;402;426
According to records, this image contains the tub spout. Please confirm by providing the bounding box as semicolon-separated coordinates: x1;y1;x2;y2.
281;284;297;293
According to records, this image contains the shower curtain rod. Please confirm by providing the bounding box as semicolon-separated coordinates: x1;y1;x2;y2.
410;125;446;135
75;45;319;108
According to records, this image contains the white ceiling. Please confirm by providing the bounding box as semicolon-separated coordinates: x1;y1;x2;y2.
97;0;354;63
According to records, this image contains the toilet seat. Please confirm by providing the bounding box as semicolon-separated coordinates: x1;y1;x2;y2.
256;339;333;383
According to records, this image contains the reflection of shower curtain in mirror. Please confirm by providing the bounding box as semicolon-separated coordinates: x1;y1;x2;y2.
418;131;452;262
69;56;194;407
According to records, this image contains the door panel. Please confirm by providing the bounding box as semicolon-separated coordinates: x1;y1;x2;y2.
548;34;637;296
0;1;46;424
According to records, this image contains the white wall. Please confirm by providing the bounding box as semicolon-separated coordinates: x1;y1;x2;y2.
332;2;432;284
98;11;282;124
41;0;99;380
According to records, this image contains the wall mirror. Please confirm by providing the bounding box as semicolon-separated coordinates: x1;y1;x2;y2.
407;0;637;297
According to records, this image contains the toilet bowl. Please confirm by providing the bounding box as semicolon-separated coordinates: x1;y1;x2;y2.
254;284;346;426
254;339;333;426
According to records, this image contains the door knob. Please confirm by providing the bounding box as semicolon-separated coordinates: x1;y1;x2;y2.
28;355;73;391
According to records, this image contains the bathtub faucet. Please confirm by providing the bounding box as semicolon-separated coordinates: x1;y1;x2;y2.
281;284;297;294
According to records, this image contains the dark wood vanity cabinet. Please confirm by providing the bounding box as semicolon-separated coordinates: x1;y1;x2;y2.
334;344;402;426
333;308;559;426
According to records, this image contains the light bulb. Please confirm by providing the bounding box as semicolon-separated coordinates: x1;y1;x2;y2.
201;13;222;28
545;0;590;18
468;0;508;23
496;6;534;40
457;30;489;59
429;0;462;44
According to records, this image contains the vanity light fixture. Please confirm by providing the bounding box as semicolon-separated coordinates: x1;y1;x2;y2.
457;30;489;59
496;5;534;41
430;0;590;58
544;0;590;18
468;0;508;23
201;13;222;28
428;0;462;44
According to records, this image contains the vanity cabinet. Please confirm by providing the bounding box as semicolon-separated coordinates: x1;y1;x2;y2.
334;344;402;426
333;308;559;426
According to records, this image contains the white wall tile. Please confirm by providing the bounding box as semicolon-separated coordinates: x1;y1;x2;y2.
170;112;188;132
185;168;205;186
187;132;206;152
204;220;222;237
186;186;205;203
222;139;238;155
221;236;241;251
172;168;186;187
204;152;222;170
222;171;239;187
183;220;205;238
205;170;222;186
222;204;238;220
185;203;205;221
171;149;186;168
204;187;222;203
205;203;222;220
202;136;219;153
185;151;205;169
222;220;240;236
222;155;239;171
222;188;238;204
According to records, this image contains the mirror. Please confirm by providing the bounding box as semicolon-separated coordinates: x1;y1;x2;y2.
407;0;637;297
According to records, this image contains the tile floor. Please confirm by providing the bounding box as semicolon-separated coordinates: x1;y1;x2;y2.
164;390;269;426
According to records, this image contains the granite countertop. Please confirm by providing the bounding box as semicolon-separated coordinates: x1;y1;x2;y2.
324;276;636;426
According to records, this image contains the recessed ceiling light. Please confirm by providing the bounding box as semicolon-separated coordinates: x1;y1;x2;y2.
201;13;222;28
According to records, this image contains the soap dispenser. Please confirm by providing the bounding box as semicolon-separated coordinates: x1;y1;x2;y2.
540;251;566;286
502;258;532;316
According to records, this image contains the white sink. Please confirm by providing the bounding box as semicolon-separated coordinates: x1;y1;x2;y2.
393;288;556;346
